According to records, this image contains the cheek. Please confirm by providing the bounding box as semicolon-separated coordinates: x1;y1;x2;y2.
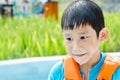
89;40;100;52
64;42;73;53
86;39;99;50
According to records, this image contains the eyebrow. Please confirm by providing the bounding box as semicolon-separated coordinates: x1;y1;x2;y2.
79;32;88;35
63;32;89;36
64;33;72;36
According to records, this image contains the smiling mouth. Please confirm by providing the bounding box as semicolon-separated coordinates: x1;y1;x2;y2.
73;53;86;57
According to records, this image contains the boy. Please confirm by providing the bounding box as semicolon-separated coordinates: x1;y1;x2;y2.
48;0;120;80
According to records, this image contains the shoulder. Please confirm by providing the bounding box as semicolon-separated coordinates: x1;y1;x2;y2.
98;54;120;80
108;55;120;80
48;61;64;80
112;66;120;80
50;61;64;73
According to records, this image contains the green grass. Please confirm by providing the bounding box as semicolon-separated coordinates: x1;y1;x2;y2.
0;12;120;60
0;16;65;60
100;12;120;52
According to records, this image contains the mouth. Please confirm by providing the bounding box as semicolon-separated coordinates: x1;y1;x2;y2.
72;53;86;57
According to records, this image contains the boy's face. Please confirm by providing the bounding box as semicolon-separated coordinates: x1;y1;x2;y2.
63;24;101;65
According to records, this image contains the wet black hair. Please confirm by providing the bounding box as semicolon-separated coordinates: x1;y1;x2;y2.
61;0;105;37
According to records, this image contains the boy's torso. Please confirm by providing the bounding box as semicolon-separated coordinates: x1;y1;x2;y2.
48;52;120;80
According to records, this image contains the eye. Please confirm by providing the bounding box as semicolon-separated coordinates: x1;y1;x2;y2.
66;37;73;41
80;36;85;39
67;38;72;40
80;36;88;40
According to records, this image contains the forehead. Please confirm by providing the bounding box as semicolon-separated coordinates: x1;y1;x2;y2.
63;24;95;34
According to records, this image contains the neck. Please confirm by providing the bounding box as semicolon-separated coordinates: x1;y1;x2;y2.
80;50;101;79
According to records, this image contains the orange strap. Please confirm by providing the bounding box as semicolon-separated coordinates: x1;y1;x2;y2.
63;55;120;80
63;56;82;80
97;54;120;80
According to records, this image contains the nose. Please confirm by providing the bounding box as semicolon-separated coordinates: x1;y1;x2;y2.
73;39;82;51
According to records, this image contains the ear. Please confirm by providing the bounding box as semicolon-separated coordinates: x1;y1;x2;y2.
99;28;109;42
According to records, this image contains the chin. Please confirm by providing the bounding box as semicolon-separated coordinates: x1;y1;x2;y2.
77;61;87;65
74;59;87;65
75;57;90;65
